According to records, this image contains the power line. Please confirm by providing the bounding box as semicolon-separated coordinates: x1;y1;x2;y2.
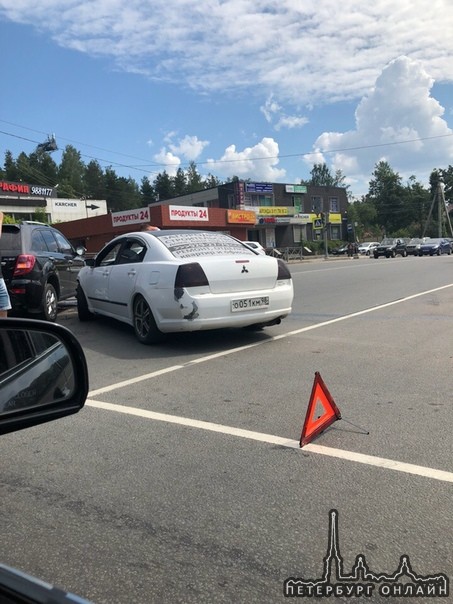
1;119;453;175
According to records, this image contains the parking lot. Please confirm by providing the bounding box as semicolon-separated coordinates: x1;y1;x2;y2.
2;255;453;603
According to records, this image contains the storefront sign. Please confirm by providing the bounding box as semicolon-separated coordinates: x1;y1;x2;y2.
259;217;276;224
258;206;289;216
246;183;274;193
112;207;150;227
285;184;307;194
227;210;256;224
169;205;209;221
0;180;55;197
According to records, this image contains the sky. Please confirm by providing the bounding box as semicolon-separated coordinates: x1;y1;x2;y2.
1;0;453;198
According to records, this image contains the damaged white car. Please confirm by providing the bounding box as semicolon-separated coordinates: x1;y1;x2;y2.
76;230;294;344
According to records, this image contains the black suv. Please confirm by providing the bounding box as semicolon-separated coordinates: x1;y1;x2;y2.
0;222;85;321
373;238;408;258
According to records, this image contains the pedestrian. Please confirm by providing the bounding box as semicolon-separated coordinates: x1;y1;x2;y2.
347;242;353;257
0;211;12;318
140;224;160;231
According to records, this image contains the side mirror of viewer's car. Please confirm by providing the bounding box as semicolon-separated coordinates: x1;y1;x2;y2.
0;318;89;436
0;318;92;602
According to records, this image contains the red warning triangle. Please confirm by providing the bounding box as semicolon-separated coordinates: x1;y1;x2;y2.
300;372;342;447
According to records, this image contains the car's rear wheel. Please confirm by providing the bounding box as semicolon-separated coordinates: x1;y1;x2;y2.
76;284;94;321
38;282;58;321
133;295;164;344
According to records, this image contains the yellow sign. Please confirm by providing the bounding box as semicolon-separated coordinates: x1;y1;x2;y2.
258;206;289;216
227;209;257;224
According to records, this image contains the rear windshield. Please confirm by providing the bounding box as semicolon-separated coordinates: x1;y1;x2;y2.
0;226;21;251
157;232;256;260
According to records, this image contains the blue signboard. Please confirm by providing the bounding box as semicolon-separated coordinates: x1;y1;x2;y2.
245;183;274;193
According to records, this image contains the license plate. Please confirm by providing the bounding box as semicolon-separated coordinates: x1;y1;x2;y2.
231;296;269;312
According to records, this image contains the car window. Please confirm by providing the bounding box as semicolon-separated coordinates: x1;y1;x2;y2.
30;230;49;252
157;232;255;259
39;229;59;252
97;242;123;266
53;230;74;254
117;239;147;264
0;226;22;252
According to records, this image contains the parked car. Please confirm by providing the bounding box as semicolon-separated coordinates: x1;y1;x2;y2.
0;221;85;321
76;230;294;344
243;241;266;255
373;238;409;258
357;241;379;255
0;318;90;602
331;243;349;255
418;238;452;256
406;237;427;256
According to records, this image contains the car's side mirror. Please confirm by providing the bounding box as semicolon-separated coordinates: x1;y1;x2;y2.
0;319;89;436
85;258;96;267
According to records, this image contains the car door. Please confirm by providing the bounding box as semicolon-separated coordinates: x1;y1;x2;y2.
34;228;64;286
84;241;124;316
52;230;85;298
106;237;146;320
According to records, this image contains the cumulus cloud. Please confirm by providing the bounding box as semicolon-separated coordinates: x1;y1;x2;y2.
152;149;180;176
206;138;285;181
260;96;308;131
2;1;453;105
304;56;453;193
167;134;209;161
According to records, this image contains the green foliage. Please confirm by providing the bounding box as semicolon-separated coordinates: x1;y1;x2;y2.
33;207;49;223
2;213;17;224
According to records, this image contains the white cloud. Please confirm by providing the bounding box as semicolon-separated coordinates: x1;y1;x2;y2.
167;135;209;161
260;95;308;131
206;137;285;181
304;56;453;193
2;1;453;106
152;149;180;176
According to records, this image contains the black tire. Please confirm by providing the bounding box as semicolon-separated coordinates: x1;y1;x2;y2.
374;253;379;259
38;282;58;321
401;250;407;257
437;249;441;256
76;284;94;321
133;295;164;344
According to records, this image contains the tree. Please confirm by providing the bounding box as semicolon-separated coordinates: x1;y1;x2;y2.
367;161;408;235
153;171;173;201
304;163;348;188
84;160;107;200
203;173;222;189
185;161;204;193
140;176;156;205
58;145;85;198
173;168;187;197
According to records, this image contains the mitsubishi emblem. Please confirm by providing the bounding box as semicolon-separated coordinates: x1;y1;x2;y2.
241;265;249;273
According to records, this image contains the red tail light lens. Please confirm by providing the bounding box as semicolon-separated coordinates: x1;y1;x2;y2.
175;263;209;288
13;254;37;277
277;259;291;280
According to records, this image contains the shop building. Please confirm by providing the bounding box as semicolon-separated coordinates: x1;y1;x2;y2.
0;179;107;222
2;178;349;254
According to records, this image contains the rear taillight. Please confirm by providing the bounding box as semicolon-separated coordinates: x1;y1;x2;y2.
277;259;291;280
13;254;37;277
175;263;209;288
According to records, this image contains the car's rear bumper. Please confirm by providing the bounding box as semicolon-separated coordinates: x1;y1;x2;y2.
153;282;294;332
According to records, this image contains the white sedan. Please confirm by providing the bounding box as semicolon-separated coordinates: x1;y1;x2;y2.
76;230;294;344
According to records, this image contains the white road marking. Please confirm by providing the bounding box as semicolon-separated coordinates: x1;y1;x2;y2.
88;282;453;397
85;399;453;484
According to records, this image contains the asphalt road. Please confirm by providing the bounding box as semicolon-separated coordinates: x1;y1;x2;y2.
2;254;453;603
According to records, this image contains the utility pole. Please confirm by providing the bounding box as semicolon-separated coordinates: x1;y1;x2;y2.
422;178;453;238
